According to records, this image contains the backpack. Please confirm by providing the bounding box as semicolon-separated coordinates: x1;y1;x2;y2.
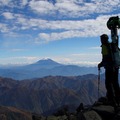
110;43;120;67
113;47;120;67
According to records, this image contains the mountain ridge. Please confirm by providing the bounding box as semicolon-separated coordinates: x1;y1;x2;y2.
0;75;105;115
22;58;63;70
0;59;98;80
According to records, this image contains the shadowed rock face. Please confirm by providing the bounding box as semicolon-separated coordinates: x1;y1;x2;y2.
0;75;106;115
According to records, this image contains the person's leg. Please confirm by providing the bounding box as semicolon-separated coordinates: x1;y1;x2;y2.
112;68;120;105
105;68;114;101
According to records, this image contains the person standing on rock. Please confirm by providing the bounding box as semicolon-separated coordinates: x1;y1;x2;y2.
98;34;120;106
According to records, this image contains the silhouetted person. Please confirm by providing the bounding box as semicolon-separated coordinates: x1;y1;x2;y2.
98;34;120;106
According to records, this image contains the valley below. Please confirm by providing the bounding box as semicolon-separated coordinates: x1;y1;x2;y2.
0;74;106;115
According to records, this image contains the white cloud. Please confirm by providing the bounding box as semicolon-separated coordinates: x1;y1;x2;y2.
38;30;83;43
0;0;10;6
21;0;28;6
29;0;89;17
0;0;29;8
0;1;120;45
1;0;120;18
0;53;101;66
0;23;10;33
1;11;119;44
36;15;111;43
55;1;80;16
50;53;101;66
0;56;39;65
29;0;55;14
27;15;111;32
1;14;112;43
1;13;108;32
29;0;120;18
2;12;14;19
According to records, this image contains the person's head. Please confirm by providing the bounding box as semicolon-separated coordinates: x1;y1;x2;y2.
100;34;109;45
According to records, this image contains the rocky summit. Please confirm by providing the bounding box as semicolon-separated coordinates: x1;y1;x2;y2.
0;106;32;120
0;98;120;120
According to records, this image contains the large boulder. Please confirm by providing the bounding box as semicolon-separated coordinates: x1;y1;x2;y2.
92;105;115;120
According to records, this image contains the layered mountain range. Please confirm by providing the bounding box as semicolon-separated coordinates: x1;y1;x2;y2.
0;75;105;115
0;59;106;116
0;59;98;80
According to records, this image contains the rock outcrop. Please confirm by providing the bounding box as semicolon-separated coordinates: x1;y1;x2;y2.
0;97;120;120
0;106;32;120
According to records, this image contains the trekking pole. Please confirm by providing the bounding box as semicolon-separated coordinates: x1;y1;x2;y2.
98;69;100;99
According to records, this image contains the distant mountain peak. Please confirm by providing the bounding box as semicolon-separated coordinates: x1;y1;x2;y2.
40;58;52;61
27;58;63;70
35;58;61;65
37;58;55;61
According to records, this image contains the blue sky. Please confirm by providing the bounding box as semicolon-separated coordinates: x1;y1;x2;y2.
0;0;120;66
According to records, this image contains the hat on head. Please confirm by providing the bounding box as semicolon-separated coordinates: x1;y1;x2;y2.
100;34;109;44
